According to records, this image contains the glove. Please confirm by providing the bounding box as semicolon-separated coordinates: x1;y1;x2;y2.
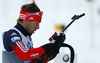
46;52;58;61
49;32;66;48
42;43;59;54
41;43;61;62
42;32;66;61
33;54;47;63
32;53;57;63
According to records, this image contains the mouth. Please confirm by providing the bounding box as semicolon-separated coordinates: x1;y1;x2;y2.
33;29;36;33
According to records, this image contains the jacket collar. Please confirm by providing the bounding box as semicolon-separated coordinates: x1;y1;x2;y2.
14;23;31;36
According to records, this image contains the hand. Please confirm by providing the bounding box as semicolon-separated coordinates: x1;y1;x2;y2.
33;53;58;63
50;32;66;48
46;33;66;61
46;52;58;61
42;43;59;54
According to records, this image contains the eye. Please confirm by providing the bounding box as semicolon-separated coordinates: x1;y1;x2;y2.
36;22;39;25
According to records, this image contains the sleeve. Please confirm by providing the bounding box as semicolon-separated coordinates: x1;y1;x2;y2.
3;30;46;61
12;40;45;61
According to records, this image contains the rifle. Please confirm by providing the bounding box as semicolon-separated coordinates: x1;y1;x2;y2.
49;13;85;63
34;13;85;63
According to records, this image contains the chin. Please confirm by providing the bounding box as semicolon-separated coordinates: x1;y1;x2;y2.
32;32;34;34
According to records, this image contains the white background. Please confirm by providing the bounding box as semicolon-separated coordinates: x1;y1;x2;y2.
0;0;100;63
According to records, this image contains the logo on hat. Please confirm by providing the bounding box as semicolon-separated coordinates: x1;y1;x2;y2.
29;17;34;20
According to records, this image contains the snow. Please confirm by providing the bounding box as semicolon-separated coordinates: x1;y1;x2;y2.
0;0;100;63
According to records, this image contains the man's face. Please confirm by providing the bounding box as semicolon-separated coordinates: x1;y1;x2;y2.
26;21;40;35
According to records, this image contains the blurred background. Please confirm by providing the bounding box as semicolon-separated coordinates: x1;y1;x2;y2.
0;0;100;63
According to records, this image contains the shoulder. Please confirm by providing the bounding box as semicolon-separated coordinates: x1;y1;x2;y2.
3;29;22;43
2;29;22;52
5;29;20;37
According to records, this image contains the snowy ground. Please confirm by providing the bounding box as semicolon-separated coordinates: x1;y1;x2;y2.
0;0;100;63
